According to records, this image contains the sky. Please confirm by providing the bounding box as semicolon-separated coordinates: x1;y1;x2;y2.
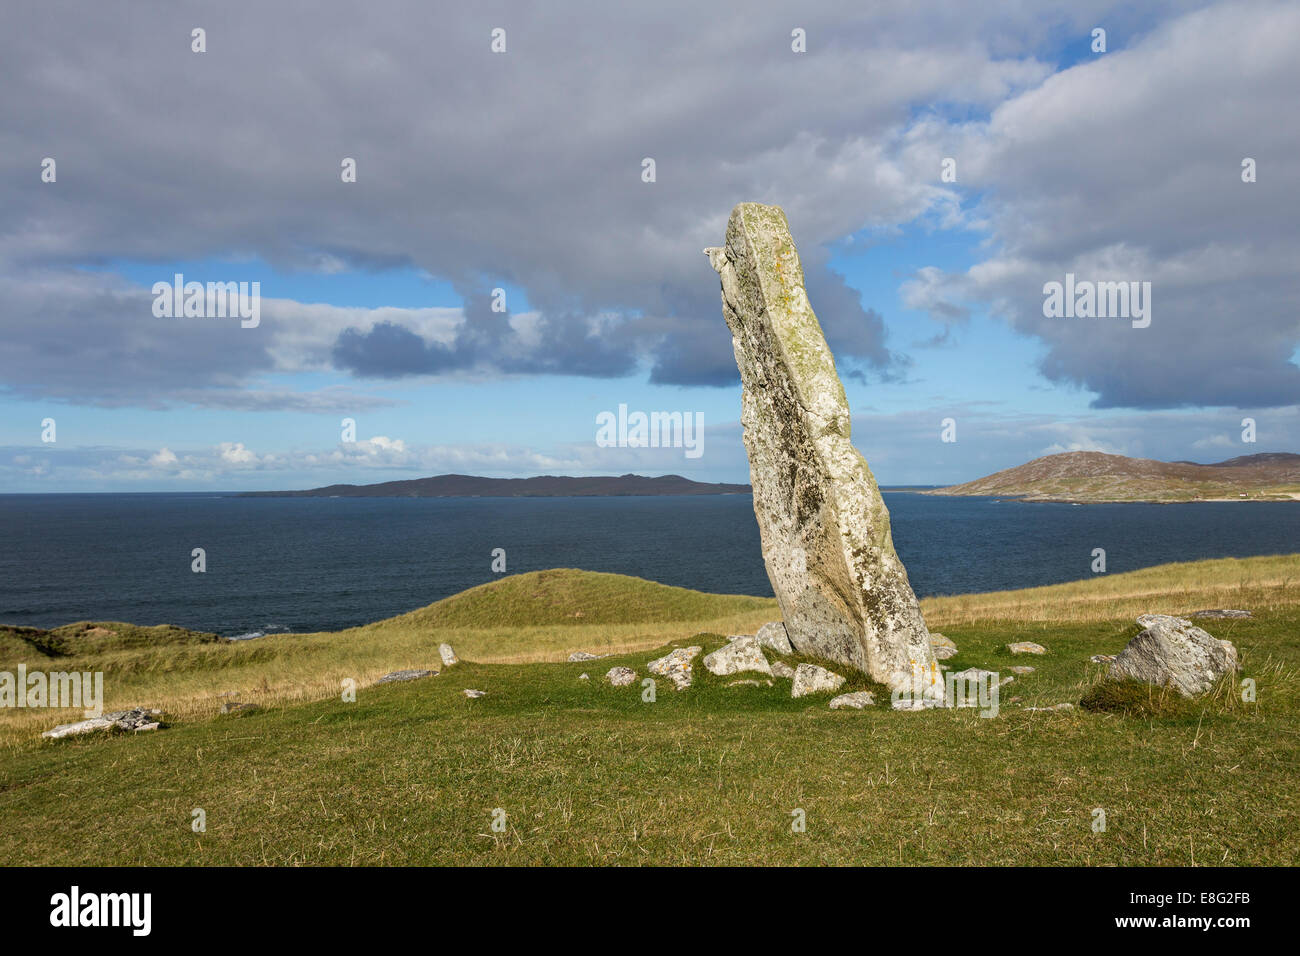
2;0;1297;492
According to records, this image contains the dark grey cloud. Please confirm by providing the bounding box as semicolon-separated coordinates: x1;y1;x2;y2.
3;0;1159;405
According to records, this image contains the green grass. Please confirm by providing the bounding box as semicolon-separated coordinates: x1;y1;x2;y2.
1;559;1297;865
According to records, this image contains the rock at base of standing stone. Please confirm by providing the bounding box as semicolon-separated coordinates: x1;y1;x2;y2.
376;669;433;684
1106;614;1239;697
829;691;875;709
929;633;956;649
771;661;795;679
1008;642;1047;655
439;643;459;667
727;679;773;688
1189;609;1252;620
755;621;794;655
932;645;958;660
791;663;845;698
703;636;772;676
606;666;637;687
646;647;702;690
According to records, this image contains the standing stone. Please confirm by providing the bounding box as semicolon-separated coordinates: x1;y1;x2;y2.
1107;614;1239;697
705;202;939;698
439;643;459;667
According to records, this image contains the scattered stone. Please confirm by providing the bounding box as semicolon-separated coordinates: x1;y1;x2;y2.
462;689;487;699
1107;614;1239;697
43;706;165;739
220;702;260;715
646;646;702;691
1023;702;1074;713
375;669;433;684
706;203;939;695
1089;654;1116;664
1008;642;1047;655
439;643;459;667
1009;666;1036;675
727;679;773;688
567;651;603;662
703;635;772;677
892;697;944;711
829;691;875;709
929;633;956;649
755;621;795;655
606;666;637;687
791;663;846;698
770;661;795;680
1189;609;1251;620
578;673;590;681
1008;696;1022;704
932;645;958;661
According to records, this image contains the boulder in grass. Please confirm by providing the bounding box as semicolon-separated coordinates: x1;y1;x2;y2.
567;651;603;662
439;643;459;667
829;691;875;709
605;666;637;687
755;621;794;655
462;689;487;699
1189;609;1251;620
1009;666;1035;675
1008;641;1047;655
1107;614;1239;697
646;646;702;691
703;636;772;677
376;669;433;684
791;663;845;698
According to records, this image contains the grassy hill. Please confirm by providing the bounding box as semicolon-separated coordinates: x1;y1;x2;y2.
927;450;1300;502
1;557;1297;865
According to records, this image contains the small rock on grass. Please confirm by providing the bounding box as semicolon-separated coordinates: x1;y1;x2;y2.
1189;609;1251;620
1023;702;1074;712
771;661;795;680
932;645;958;660
568;651;603;662
462;689;487;699
703;636;772;676
829;691;875;709
1089;654;1116;664
646;646;702;690
376;669;433;684
439;643;459;666
929;633;956;649
43;707;164;738
1009;666;1035;675
791;663;845;698
727;679;773;688
578;673;590;681
1008;641;1047;655
606;666;637;687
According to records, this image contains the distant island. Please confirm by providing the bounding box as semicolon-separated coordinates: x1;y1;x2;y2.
238;473;751;498
926;451;1300;503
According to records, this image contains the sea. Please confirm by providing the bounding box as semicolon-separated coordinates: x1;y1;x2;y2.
1;492;1295;638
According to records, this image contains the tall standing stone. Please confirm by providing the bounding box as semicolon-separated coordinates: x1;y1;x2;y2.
705;202;939;698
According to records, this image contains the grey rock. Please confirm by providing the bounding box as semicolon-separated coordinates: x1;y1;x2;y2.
1008;641;1047;655
929;633;956;649
727;679;773;688
567;651;604;662
1189;609;1252;620
829;691;876;709
706;203;938;695
1107;614;1239;697
578;673;590;681
1089;654;1116;664
605;666;637;687
892;697;944;711
791;663;845;698
42;706;164;739
439;643;459;667
756;621;795;655
376;669;433;684
1023;702;1074;712
646;646;702;691
462;689;487;699
220;702;260;715
771;660;796;680
42;717;112;739
703;635;772;677
1009;666;1036;675
932;645;958;660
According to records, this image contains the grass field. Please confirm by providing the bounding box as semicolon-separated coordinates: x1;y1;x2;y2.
1;557;1297;865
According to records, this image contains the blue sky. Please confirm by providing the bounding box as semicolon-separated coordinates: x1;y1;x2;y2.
2;1;1296;491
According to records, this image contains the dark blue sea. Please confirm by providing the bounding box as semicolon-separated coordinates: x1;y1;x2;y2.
1;492;1296;637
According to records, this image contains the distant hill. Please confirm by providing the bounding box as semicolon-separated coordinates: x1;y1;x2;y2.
926;451;1300;503
239;473;751;498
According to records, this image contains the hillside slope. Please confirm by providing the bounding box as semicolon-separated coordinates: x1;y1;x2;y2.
928;451;1300;502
